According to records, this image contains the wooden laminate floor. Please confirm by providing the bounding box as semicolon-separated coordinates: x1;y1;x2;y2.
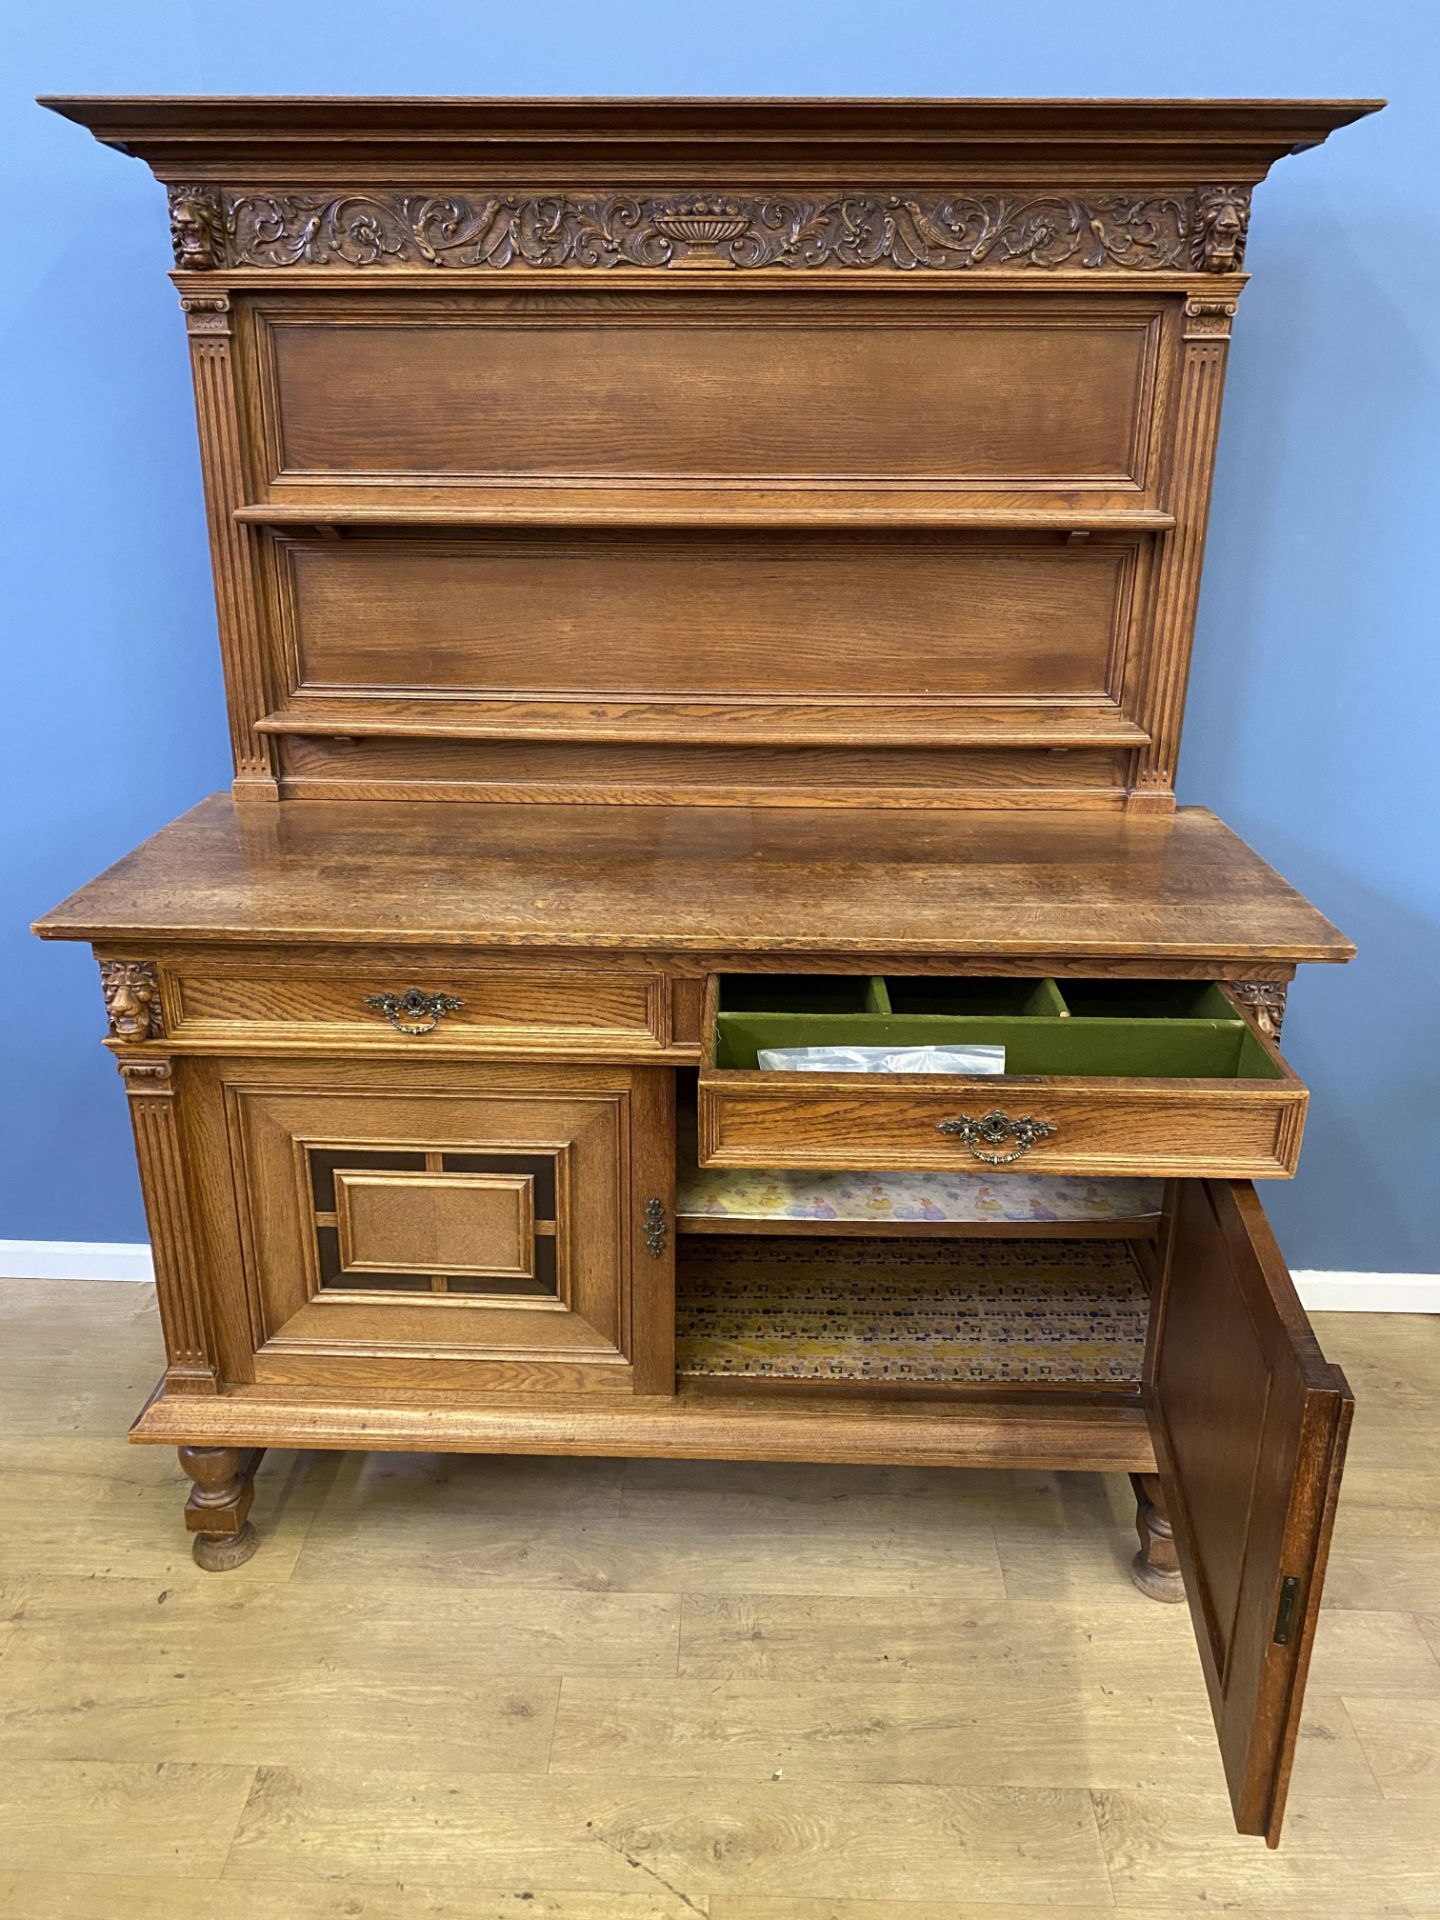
2;1279;1438;1918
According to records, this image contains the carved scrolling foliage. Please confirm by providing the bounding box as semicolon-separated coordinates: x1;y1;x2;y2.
168;183;1250;273
1231;980;1289;1041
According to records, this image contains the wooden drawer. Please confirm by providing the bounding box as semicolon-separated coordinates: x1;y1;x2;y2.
697;974;1307;1179
165;957;668;1053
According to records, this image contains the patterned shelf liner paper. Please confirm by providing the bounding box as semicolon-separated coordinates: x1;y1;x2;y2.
676;1158;1163;1226
676;1237;1150;1385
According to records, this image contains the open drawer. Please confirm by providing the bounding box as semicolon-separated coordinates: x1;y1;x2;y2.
698;974;1308;1179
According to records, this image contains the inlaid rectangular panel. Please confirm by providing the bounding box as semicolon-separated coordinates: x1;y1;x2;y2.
333;1168;537;1281
310;1148;557;1298
281;532;1140;705
259;299;1164;492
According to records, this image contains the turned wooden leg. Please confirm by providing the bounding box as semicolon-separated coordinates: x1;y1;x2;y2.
1129;1471;1185;1603
179;1445;265;1571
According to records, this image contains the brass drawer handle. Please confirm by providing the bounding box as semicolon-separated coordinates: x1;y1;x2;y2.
938;1109;1057;1165
364;988;463;1036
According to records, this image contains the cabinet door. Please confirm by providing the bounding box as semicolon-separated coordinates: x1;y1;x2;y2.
1147;1180;1352;1846
187;1056;673;1396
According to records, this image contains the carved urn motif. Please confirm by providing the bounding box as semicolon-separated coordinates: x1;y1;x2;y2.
649;199;751;267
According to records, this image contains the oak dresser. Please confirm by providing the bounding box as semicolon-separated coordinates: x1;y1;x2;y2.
35;95;1381;1846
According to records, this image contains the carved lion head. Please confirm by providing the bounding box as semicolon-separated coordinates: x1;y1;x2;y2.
169;188;224;270
101;961;162;1041
1191;186;1250;273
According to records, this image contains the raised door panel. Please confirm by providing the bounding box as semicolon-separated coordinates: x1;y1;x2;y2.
1147;1180;1352;1845
257;295;1167;497
189;1057;674;1395
280;531;1140;706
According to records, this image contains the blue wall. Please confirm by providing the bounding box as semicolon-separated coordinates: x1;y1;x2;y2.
4;0;1436;1271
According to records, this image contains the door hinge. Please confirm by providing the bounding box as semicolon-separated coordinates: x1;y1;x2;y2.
1273;1574;1302;1645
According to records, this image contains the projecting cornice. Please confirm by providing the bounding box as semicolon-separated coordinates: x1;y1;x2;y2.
41;95;1381;186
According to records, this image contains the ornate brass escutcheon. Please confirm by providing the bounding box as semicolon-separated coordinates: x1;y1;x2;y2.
643;1196;669;1259
937;1109;1058;1165
364;987;463;1036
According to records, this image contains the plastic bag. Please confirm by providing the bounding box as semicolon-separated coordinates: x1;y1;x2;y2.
754;1043;1007;1075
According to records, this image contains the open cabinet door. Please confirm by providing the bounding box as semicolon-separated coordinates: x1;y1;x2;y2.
1147;1180;1353;1846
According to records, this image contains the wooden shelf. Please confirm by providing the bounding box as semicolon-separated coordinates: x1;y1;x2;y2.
236;503;1178;535
255;701;1151;750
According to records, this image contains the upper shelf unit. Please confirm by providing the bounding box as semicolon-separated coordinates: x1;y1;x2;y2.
44;95;1382;809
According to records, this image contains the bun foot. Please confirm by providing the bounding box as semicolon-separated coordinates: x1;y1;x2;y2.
1129;1547;1185;1602
193;1520;260;1572
1129;1469;1184;1603
178;1445;265;1574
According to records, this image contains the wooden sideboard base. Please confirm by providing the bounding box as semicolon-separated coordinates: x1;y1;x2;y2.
133;1379;1156;1476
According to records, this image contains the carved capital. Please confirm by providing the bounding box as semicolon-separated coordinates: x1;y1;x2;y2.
1191;184;1250;272
1183;295;1239;340
101;959;164;1043
117;1057;174;1096
164;184;1253;275
181;292;232;336
1231;980;1289;1041
169;185;225;270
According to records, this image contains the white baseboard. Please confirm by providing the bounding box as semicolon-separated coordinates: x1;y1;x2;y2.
1291;1271;1440;1313
0;1238;1435;1312
0;1239;154;1283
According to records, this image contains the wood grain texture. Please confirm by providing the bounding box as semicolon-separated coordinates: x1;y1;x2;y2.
1148;1180;1354;1844
118;1058;218;1393
698;1068;1308;1180
178;1054;668;1397
34;796;1355;961
1;1285;1433;1912
270;735;1135;810
28;93;1376;1867
128;1377;1155;1474
41;95;1380;807
224;1766;1112;1902
168;957;667;1051
278;528;1143;702
1129;296;1233;802
181;296;278;799
0;1878;688;1920
265;305;1156;484
0;1761;256;1878
40;94;1382;184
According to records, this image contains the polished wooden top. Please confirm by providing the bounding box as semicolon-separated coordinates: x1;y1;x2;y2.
34;796;1354;963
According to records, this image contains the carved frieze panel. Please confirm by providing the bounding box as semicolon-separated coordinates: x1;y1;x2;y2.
168;183;1250;273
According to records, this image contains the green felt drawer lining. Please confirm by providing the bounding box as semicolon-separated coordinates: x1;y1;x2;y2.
712;968;1279;1079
